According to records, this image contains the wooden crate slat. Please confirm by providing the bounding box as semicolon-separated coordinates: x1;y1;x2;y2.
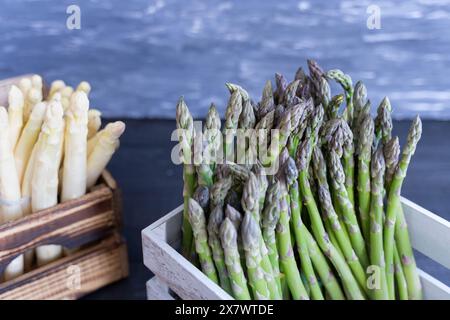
401;197;450;269
142;214;233;300
0;236;128;299
418;268;450;300
0;185;118;272
146;277;174;300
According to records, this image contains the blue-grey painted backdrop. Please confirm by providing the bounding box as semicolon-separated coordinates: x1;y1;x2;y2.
1;0;449;118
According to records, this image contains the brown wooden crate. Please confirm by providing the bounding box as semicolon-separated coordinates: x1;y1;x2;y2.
0;235;128;299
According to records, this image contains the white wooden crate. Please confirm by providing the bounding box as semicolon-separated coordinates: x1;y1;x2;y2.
142;197;450;300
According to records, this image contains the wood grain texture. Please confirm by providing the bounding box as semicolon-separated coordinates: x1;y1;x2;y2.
146;277;174;300
0;182;118;273
0;235;128;300
142;199;450;300
142;206;233;300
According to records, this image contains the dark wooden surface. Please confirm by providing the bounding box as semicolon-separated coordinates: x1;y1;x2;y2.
85;119;450;300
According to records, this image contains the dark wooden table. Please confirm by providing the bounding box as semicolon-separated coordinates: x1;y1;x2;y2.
85;119;450;299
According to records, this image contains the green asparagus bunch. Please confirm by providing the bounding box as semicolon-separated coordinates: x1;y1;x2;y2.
175;60;423;300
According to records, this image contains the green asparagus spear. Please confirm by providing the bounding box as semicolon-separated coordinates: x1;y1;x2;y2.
226;83;250;103
220;218;251;300
225;205;246;272
394;245;408;300
375;97;393;144
266;103;306;166
341;120;356;208
328;150;370;269
384;116;422;300
241;212;271;300
257;80;275;120
369;146;389;300
357;113;375;241
297;139;364;300
326;69;354;123
283;80;301;108
318;77;331;112
241;172;260;223
307;59;325;94
312;147;368;292
254;164;269;222
274;73;287;105
188;198;219;283
384;136;400;192
176;97;196;258
303;226;345;300
193;185;210;213
210;176;232;208
385;135;421;300
276;182;309;300
285;157;323;300
242;172;280;299
352;81;367;130
204;103;222;170
224;87;243;162
208;206;233;293
261;181;282;293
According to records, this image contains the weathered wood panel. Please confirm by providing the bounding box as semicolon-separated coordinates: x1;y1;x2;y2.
0;235;128;299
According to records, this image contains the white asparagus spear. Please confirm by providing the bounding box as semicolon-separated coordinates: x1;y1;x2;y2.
21;140;39;215
23;88;43;124
62;92;89;201
87;134;99;157
31;100;65;267
21;140;40;270
0;106;24;280
87;109;101;139
31;75;43;92
23;75;44;122
48;80;66;99
86;121;125;188
8;85;25;150
76;81;91;96
18;78;32;96
14;102;47;184
60;86;74;112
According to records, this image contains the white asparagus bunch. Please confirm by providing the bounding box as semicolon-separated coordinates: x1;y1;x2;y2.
8;85;24;150
0;106;25;280
87;109;101;139
87;121;125;188
62;92;89;201
31;100;65;266
14;102;47;184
